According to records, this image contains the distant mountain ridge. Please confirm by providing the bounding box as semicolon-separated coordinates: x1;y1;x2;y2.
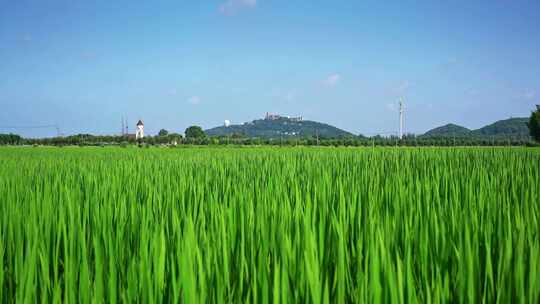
422;117;530;139
473;118;529;137
423;124;471;137
206;117;353;139
206;116;531;140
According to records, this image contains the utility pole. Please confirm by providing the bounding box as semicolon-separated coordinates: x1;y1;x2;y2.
121;116;125;136
399;98;404;140
55;125;62;137
316;129;319;146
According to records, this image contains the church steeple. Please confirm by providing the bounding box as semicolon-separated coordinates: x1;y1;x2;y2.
136;120;144;139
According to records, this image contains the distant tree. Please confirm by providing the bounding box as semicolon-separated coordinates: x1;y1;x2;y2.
231;132;246;139
155;133;182;146
168;133;183;141
0;133;22;145
528;107;540;142
185;126;206;139
158;129;169;137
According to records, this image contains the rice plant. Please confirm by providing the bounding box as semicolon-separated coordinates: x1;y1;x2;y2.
0;147;538;303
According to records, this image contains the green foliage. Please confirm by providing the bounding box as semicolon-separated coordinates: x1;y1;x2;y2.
185;126;206;139
158;129;169;137
167;133;183;142
528;110;540;142
423;118;531;140
0;133;22;145
0;147;539;303
422;124;471;138
473;117;530;137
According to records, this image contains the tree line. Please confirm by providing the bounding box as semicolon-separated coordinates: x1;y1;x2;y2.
2;107;540;147
0;134;23;145
1;133;536;147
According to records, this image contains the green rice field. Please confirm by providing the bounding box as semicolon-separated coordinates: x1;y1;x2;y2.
0;147;539;303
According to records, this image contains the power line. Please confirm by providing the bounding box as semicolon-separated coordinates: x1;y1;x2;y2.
0;125;58;129
0;124;62;137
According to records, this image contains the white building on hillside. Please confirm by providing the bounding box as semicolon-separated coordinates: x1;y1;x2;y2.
265;112;303;121
136;120;144;139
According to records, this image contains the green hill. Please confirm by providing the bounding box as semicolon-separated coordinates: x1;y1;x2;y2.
422;124;471;138
206;117;354;139
423;117;531;139
472;118;530;138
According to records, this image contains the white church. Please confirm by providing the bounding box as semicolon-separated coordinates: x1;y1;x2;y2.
136;120;144;139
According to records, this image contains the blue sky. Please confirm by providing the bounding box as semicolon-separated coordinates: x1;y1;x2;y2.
1;0;539;137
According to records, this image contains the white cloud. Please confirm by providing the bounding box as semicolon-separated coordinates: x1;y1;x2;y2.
511;90;537;101
81;51;97;60
447;57;458;64
386;103;397;112
187;96;201;105
271;88;298;102
396;81;410;93
322;74;341;87
466;88;479;96
219;0;257;15
520;90;536;100
285;92;295;102
386;80;411;97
